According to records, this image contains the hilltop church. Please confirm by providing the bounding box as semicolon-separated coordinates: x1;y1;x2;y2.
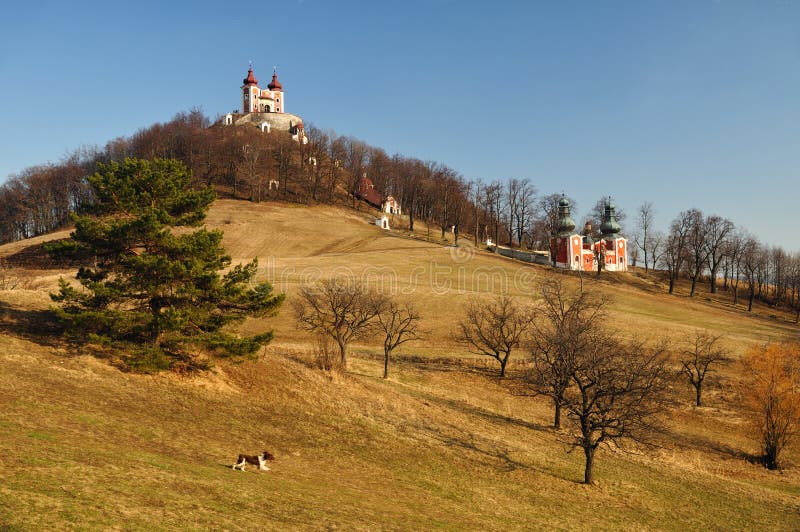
221;65;306;142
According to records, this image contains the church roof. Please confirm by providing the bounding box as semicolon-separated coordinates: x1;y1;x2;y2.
556;196;576;236
243;68;258;86
268;71;283;91
600;197;622;238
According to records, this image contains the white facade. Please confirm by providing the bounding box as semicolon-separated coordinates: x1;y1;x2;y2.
382;196;402;215
241;67;285;114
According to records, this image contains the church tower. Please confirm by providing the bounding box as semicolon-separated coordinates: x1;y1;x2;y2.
241;66;259;113
267;68;284;113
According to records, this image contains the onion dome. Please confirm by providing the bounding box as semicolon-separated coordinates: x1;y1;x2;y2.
267;69;283;91
600;197;622;238
556;196;576;236
243;68;258;86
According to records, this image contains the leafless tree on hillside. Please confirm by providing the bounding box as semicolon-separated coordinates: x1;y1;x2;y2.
483;181;503;246
685;209;710;297
509;178;536;248
661;210;693;294
633;201;656;271
376;300;423;379
528;278;607;429
725;230;748;305
742;236;762;311
704;216;734;294
566;336;670;484
294;279;384;370
455;295;529;377
303;124;329;202
680;331;729;407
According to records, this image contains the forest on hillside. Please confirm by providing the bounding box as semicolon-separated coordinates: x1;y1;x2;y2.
2;108;800;317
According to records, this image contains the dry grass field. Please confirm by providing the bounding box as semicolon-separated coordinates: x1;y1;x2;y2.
1;199;799;530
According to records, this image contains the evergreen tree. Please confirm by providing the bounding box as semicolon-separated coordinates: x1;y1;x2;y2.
47;158;283;371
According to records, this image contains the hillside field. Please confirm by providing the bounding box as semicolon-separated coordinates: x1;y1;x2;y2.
1;199;799;530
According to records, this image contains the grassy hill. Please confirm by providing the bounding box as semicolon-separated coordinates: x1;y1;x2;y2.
1;199;799;530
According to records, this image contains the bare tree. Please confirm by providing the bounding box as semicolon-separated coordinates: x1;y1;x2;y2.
592;238;607;279
513;179;537;248
483;181;503;246
704;216;734;294
633;201;656;271
470;179;484;246
376;300;422;379
685;209;709;297
528;278;607;428
726;230;748;305
787;253;800;323
662;211;693;294
304;124;329;202
294;279;383;369
680;331;729;407
456;295;529;377
566;336;670;484
742;236;762;312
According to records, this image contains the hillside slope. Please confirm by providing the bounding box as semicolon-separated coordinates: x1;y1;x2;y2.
1;199;799;529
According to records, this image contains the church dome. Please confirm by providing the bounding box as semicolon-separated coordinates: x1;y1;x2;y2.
556;196;576;236
600;198;621;237
243;68;258;86
268;71;283;91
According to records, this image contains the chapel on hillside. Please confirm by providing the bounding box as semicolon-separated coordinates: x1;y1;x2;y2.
221;65;306;142
356;176;402;215
550;197;628;272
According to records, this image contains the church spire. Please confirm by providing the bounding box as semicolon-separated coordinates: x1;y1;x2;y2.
243;65;258;86
268;68;283;91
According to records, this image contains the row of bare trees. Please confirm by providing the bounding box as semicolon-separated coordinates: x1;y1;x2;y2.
294;276;725;483
453;279;799;479
293;279;422;378
455;280;668;484
633;203;800;318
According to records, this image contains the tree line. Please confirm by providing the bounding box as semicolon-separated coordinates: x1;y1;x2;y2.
0;108;614;252
3;108;800;317
634;202;800;319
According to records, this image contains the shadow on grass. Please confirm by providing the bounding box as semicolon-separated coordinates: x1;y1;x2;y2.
405;385;551;435
2;239;80;270
664;427;762;465
0;300;66;348
418;421;531;473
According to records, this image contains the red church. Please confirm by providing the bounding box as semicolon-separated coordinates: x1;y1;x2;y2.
550;197;628;272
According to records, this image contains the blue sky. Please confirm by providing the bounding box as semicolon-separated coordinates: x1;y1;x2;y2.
1;0;799;248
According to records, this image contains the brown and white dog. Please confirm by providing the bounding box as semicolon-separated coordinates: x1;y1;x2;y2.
232;451;275;471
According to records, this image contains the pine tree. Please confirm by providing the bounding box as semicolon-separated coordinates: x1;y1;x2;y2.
47;158;283;372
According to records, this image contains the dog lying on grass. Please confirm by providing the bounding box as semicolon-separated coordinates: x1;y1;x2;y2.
232;451;275;471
